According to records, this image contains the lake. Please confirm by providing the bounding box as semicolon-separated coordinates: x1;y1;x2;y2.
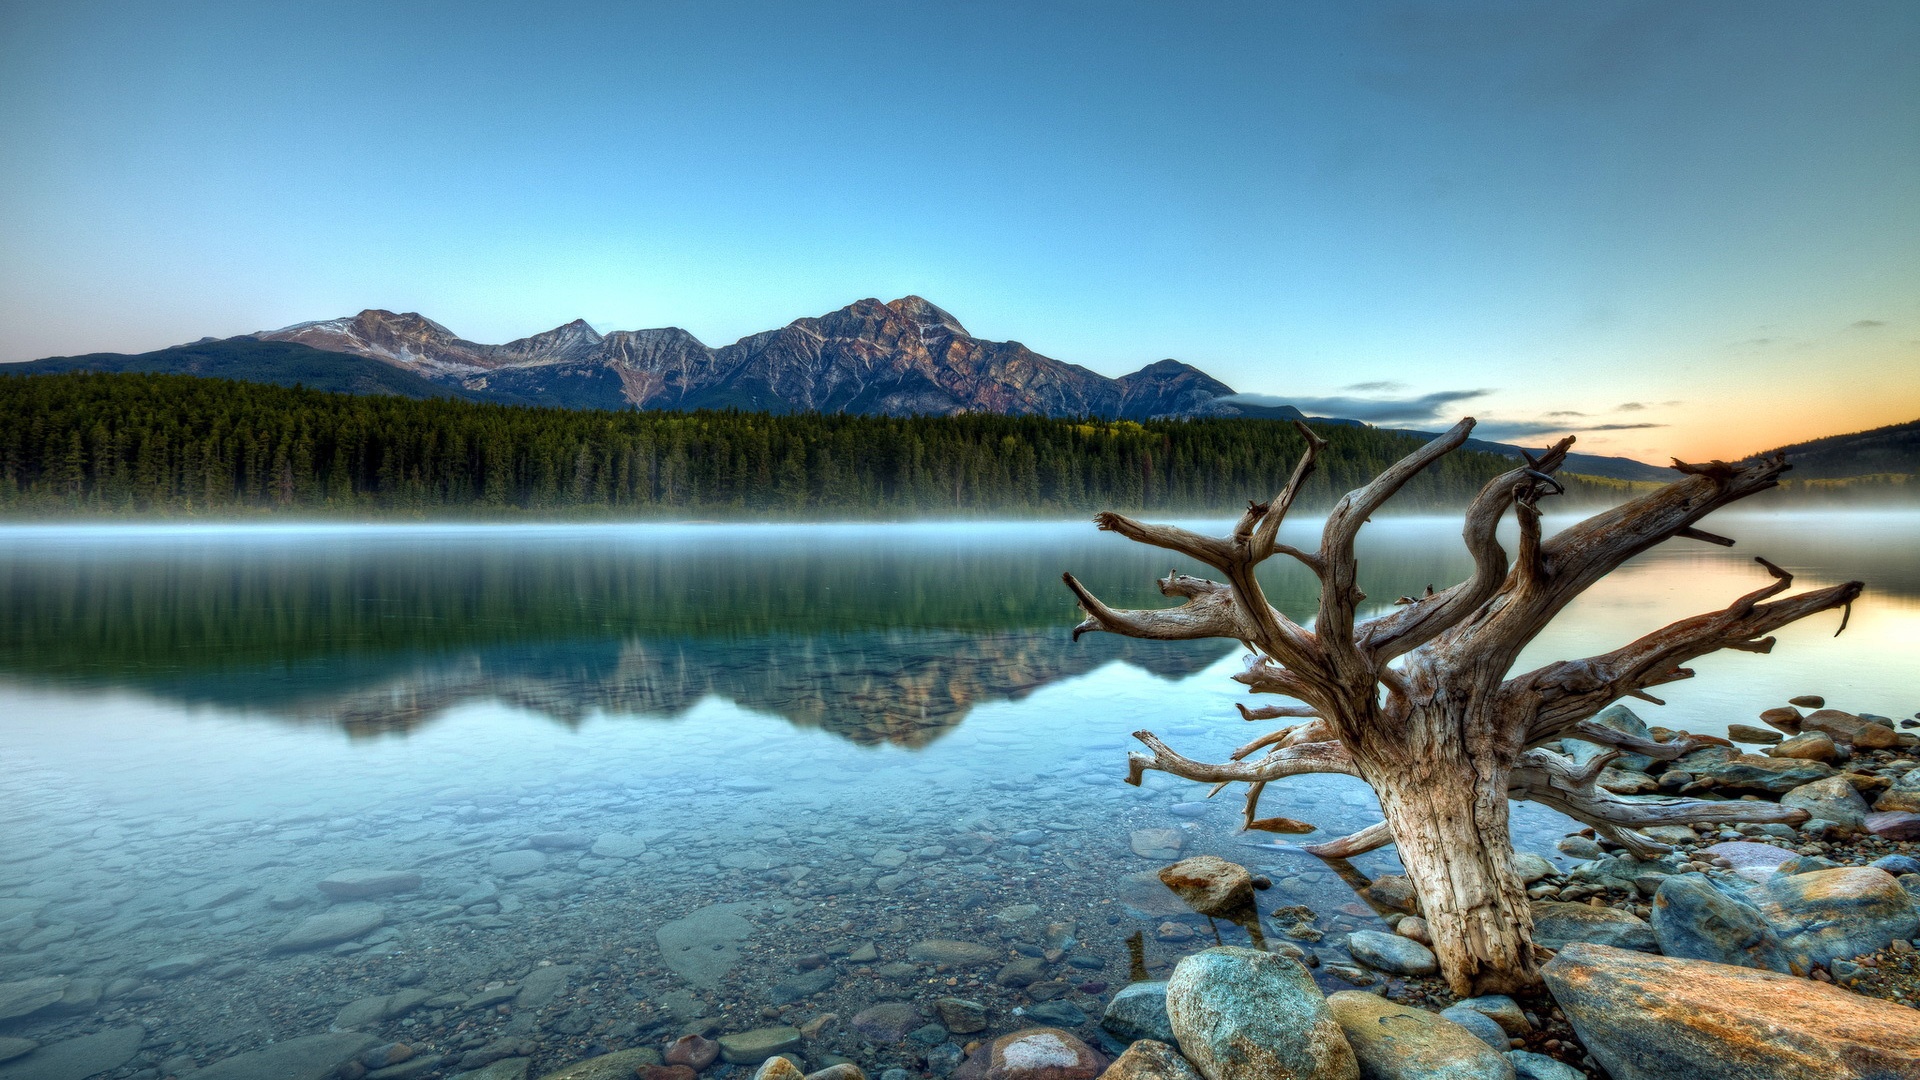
0;511;1914;1077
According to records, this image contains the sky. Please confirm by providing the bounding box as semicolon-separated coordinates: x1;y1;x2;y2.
1;1;1915;462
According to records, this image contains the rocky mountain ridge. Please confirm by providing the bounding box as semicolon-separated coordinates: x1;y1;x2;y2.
256;296;1240;421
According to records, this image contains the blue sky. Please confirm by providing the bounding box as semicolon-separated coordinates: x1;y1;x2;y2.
1;1;1915;459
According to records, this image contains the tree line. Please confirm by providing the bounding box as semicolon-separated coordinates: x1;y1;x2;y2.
0;371;1620;516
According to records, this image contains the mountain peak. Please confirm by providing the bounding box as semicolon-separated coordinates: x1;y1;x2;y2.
886;295;970;339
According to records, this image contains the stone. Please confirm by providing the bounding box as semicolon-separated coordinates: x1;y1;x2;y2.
1027;1002;1087;1028
1563;705;1656;772
1130;829;1185;860
515;965;572;1008
1697;840;1798;883
1344;930;1438;976
489;850;547;878
1528;901;1656;952
451;1060;531;1080
1394;917;1431;945
1555;835;1602;860
1725;724;1781;745
190;1034;381;1080
0;1042;32;1066
1436;1006;1508;1051
804;1066;864;1080
0;979;66;1023
527;832;592;851
1873;768;1920;812
1099;981;1174;1045
590;833;647;859
665;1035;719;1070
1156;857;1253;916
182;882;254;909
996;958;1047;988
1650;875;1793;972
1768;732;1837;762
1165;947;1357;1080
657;903;757;988
1504;1050;1582;1080
770;968;836;1003
270;902;385;952
1512;853;1555;885
1761;866;1920;969
1788;695;1824;708
1098;1041;1201;1080
1872;853;1920;875
318;870;422;899
1668;749;1833;793
1326;992;1515;1080
1865;812;1920;840
142;953;211;979
753;1060;804;1080
850;1003;921;1042
1799;709;1888;746
1362;874;1418;914
718;1028;803;1066
1450;995;1528;1037
951;1028;1103;1080
0;1026;142;1080
1543;942;1920;1080
1780;776;1870;832
907;940;1001;966
935;997;988;1034
1758;706;1804;733
532;1050;662;1080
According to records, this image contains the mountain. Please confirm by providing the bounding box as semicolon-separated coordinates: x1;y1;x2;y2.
1756;418;1920;480
256;296;1240;420
9;295;1668;479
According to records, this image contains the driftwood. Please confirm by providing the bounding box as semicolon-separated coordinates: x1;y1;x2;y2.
1066;418;1861;994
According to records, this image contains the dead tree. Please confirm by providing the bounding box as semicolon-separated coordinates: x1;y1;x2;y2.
1063;418;1862;994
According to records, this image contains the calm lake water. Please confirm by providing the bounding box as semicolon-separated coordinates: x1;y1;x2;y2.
0;511;1914;1077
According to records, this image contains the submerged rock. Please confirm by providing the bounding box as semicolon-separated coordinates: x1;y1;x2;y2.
270;902;385;953
533;1049;663;1080
1345;930;1438;976
317;869;422;899
189;1033;380;1080
1100;981;1175;1045
1156;856;1253;916
718;1028;802;1066
1543;942;1920;1079
1165;946;1357;1080
0;1025;143;1080
656;903;758;988
951;1028;1103;1080
1326;992;1515;1080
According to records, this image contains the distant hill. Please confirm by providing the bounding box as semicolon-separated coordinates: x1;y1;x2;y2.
6;338;479;401
1758;417;1920;480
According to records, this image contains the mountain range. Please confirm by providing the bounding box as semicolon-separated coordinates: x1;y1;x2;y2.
6;295;1692;480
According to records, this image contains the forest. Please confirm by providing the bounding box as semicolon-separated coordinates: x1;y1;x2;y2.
0;371;1628;516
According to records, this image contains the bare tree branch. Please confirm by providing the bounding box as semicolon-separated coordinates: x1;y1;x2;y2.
1249;420;1330;566
1126;730;1359;786
1092;512;1234;572
1303;820;1396;858
1062;571;1254;642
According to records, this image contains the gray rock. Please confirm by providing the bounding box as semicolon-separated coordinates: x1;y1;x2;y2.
515;964;573;1008
656;903;757;988
1512;854;1556;885
718;1027;803;1065
318;870;423;899
1327;992;1514;1080
1779;776;1870;832
0;1026;142;1080
527;832;592;851
0;978;66;1023
488;851;548;878
1450;995;1528;1036
1668;748;1834;794
0;1042;33;1066
852;1002;922;1042
1345;930;1438;976
189;1033;380;1080
1027;1002;1088;1027
907;940;1000;966
1130;829;1185;860
770;968;836;1003
1555;836;1602;860
1505;1050;1582;1080
1697;841;1798;884
532;1049;661;1079
935;997;988;1035
448;1058;531;1080
1437;1006;1509;1051
1651;875;1794;972
589;833;647;859
1100;1040;1201;1080
1529;901;1656;952
142;953;211;979
271;901;385;952
181;882;255;910
1100;981;1175;1045
994;958;1046;988
1761;866;1920;969
1165;946;1358;1080
1562;705;1656;771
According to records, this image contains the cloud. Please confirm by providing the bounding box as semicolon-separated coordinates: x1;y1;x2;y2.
1851;319;1887;329
1342;380;1406;392
1474;419;1667;442
1219;388;1494;425
1544;410;1588;418
1617;402;1646;411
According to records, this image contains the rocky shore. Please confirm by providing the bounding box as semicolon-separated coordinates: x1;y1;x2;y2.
3;697;1918;1080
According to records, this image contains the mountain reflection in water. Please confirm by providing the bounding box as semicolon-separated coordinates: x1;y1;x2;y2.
0;512;1914;744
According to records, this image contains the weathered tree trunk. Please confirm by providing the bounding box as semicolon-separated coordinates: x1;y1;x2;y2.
1064;418;1862;994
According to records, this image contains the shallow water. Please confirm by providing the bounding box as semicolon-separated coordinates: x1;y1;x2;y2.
0;512;1913;1076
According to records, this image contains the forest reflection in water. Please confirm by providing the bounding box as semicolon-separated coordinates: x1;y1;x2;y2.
0;511;1915;744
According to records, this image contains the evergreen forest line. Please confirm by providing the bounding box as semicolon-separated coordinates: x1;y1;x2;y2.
0;371;1633;516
